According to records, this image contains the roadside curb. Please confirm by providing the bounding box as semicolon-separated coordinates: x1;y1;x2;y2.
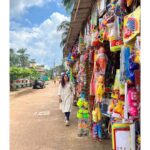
10;87;33;97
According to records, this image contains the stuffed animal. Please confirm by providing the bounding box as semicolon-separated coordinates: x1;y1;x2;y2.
128;87;139;117
113;100;124;118
129;54;139;82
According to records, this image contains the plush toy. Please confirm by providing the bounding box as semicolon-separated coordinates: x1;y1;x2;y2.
113;100;124;118
128;87;139;117
77;108;83;119
129;54;139;82
83;109;89;119
83;101;89;108
77;98;84;107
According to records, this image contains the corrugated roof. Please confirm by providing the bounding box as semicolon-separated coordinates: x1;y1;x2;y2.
64;0;96;51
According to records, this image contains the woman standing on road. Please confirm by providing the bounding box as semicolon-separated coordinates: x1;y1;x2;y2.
58;73;75;126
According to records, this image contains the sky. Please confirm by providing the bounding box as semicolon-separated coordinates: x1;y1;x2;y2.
10;0;70;69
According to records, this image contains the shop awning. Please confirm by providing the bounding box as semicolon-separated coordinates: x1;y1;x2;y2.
64;0;96;52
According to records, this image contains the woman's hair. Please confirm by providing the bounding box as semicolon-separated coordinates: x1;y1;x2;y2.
61;73;69;87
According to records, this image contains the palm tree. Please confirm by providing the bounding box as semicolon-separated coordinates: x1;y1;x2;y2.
10;48;19;67
17;48;30;68
62;0;75;11
57;20;70;48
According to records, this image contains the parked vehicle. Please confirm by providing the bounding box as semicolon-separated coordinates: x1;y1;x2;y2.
32;79;45;89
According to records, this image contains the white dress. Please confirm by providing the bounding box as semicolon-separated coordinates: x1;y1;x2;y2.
58;82;75;113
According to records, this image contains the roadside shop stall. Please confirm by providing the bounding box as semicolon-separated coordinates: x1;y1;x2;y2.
64;0;141;149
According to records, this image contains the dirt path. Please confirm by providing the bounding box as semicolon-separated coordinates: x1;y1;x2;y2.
10;81;111;150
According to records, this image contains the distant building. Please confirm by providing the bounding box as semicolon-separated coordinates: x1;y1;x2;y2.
35;65;46;75
29;59;36;68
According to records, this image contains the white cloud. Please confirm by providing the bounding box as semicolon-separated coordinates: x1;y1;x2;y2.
10;0;54;18
10;12;70;68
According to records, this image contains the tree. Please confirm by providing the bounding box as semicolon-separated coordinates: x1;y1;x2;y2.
10;48;19;66
57;20;70;48
10;67;40;80
17;48;30;68
62;0;75;11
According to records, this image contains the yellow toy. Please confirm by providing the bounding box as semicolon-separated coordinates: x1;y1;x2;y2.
92;104;102;122
134;50;140;64
108;100;115;113
113;100;124;118
96;75;105;102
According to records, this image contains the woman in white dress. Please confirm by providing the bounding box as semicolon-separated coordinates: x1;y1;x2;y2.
58;73;75;126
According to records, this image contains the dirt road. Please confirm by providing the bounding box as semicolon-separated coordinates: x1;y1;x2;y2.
10;81;111;150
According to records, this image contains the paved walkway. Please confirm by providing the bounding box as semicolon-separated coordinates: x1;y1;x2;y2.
10;81;111;150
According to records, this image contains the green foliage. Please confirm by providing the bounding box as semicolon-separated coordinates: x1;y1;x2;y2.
10;67;40;80
17;48;30;68
10;48;30;68
10;48;19;67
57;20;70;48
62;0;75;11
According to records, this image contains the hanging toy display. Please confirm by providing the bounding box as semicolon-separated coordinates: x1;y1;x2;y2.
62;0;141;148
77;92;89;137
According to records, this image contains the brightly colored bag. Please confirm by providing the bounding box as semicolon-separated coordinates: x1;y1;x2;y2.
123;6;141;43
109;16;124;52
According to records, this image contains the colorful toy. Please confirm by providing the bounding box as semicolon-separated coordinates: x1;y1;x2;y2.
97;123;102;140
123;6;140;43
128;87;139;117
83;109;89;119
113;100;124;118
92;123;98;139
108;99;115;113
77;108;84;119
96;75;105;102
129;54;139;82
109;16;123;52
126;0;133;7
96;46;108;75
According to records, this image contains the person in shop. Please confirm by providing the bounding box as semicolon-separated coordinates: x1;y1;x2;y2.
58;73;75;126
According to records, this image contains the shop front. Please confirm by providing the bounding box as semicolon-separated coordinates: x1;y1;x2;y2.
64;0;141;149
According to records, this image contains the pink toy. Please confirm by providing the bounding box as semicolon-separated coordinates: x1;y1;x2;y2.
128;87;139;117
95;46;108;75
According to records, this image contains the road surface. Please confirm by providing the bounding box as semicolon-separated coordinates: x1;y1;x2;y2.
10;81;111;150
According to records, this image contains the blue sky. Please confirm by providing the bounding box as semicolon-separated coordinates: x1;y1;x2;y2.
10;0;70;69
